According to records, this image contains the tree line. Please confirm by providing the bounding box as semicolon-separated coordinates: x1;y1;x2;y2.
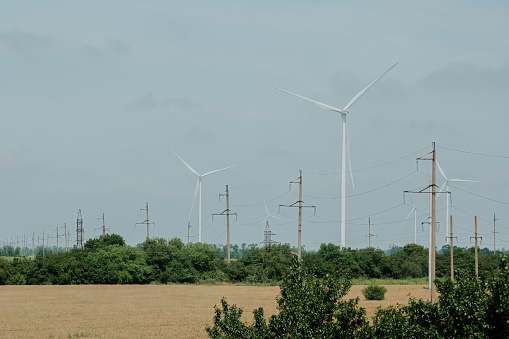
0;234;504;285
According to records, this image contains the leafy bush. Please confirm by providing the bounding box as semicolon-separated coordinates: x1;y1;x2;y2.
362;285;387;300
206;258;368;338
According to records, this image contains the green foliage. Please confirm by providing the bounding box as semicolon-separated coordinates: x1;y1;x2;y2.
84;233;126;249
361;285;387;300
0;257;12;284
206;258;367;338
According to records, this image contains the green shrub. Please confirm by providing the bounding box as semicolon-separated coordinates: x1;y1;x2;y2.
362;285;387;300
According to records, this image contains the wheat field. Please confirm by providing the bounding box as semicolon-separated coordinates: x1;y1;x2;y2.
0;284;430;338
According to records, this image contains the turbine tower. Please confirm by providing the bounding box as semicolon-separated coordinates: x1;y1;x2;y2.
173;150;235;243
275;63;397;248
436;161;479;239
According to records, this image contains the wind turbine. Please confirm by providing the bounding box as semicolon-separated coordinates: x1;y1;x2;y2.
404;203;428;244
172;150;235;243
436;161;479;240
275;63;397;248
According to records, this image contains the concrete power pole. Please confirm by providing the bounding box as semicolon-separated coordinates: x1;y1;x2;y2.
404;142;438;303
213;185;237;263
446;215;457;282
493;214;496;254
367;218;377;248
101;213;106;237
136;203;154;240
279;170;316;259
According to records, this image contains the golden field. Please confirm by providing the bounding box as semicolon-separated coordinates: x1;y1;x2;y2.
0;284;430;338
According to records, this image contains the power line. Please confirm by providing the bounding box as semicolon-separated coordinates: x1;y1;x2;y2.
439;146;509;159
449;185;509;206
304;145;432;175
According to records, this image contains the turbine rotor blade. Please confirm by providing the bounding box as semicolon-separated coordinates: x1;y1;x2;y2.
439;181;447;193
449;179;481;183
172;150;200;177
343;63;398;111
189;179;200;219
405;208;415;221
436;161;448;181
202;165;236;177
274;87;345;113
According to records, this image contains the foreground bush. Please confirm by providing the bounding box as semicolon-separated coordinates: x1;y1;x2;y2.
206;258;367;338
207;255;509;338
361;285;387;300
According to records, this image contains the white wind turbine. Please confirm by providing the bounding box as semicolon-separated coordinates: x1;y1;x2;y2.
436;161;479;240
275;63;397;248
404;203;428;244
173;150;235;243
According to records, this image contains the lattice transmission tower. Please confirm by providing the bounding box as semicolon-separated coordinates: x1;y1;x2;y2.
76;209;84;249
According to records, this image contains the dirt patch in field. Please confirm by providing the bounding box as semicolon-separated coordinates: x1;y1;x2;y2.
0;284;430;338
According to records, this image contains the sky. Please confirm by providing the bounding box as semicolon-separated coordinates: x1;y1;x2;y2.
1;1;509;252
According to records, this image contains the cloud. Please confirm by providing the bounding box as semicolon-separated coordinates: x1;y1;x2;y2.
421;62;509;92
0;29;51;57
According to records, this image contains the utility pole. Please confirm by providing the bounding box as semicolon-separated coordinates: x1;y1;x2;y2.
279;170;316;259
367;218;377;248
62;224;68;252
493;214;497;254
404;142;439;303
213;185;237;263
101;213;106;237
32;232;34;257
56;226;59;253
187;222;192;246
471;216;482;280
42;230;45;257
136;203;154;240
446;215;457;282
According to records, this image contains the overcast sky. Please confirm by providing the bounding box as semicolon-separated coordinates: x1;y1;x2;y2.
1;1;509;252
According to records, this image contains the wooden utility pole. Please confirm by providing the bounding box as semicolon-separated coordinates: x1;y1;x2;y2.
213;186;237;263
56;226;59;253
279;170;315;260
471;216;482;279
32;232;34;257
187;222;191;246
42;230;45;257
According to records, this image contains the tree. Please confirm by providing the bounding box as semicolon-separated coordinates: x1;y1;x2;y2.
206;258;367;338
0;257;12;285
85;233;126;249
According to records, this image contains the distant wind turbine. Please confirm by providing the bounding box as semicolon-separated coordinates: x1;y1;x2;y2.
436;161;479;239
275;63;397;248
172;150;235;243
